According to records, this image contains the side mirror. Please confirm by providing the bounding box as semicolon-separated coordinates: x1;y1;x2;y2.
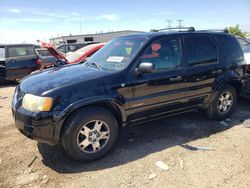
135;62;154;75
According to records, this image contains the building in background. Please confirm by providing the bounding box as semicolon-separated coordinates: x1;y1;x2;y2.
49;30;144;45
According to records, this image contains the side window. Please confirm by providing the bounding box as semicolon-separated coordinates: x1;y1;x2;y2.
216;35;244;61
0;48;5;60
8;46;34;58
141;37;182;71
187;37;217;66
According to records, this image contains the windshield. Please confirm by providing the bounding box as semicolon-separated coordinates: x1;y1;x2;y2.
0;47;5;61
87;37;148;71
66;43;101;62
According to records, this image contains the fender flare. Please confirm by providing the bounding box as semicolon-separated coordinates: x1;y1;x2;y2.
52;96;126;143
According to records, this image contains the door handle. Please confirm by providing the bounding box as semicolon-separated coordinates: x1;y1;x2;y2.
212;69;222;74
169;76;183;81
10;59;16;62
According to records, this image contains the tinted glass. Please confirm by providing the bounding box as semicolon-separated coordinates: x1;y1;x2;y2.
0;48;5;60
141;37;181;71
237;38;249;48
8;46;34;57
187;37;217;66
216;35;244;61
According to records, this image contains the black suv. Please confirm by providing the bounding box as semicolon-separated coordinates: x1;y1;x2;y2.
12;28;246;161
0;44;39;83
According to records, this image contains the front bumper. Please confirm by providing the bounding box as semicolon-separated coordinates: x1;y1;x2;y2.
13;107;63;145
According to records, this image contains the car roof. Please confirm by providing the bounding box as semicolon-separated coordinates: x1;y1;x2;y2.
0;44;37;47
118;31;232;40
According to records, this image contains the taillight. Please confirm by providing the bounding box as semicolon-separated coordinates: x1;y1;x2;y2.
36;59;41;65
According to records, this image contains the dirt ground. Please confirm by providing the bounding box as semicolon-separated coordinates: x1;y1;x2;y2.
0;84;250;188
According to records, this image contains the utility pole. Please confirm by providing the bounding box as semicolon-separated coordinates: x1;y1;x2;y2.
166;19;172;31
176;19;183;30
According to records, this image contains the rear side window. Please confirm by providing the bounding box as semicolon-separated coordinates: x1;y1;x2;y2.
237;37;249;48
216;35;244;61
0;48;5;60
8;46;34;57
187;37;217;66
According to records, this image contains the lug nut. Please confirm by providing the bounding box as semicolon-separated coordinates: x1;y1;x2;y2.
96;134;100;137
89;133;92;136
94;130;97;134
88;138;92;141
93;139;96;142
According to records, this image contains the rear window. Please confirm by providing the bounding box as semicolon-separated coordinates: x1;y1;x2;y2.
187;37;217;66
216;35;244;61
0;48;5;60
8;46;35;57
36;49;52;57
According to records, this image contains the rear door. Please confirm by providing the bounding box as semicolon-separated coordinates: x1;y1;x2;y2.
183;34;224;106
5;45;38;80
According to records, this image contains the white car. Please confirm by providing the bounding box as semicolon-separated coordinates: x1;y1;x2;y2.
243;45;250;65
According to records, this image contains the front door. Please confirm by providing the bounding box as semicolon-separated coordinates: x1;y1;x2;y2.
5;45;38;80
125;36;189;123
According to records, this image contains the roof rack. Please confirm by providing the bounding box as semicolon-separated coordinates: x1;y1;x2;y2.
195;29;229;33
151;27;229;33
151;27;195;32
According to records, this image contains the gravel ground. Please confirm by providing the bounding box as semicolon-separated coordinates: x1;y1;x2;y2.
0;84;250;188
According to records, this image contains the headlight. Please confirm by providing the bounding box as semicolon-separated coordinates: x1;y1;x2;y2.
22;94;53;112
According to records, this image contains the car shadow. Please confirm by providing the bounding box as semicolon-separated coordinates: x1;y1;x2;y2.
0;82;17;88
37;97;250;173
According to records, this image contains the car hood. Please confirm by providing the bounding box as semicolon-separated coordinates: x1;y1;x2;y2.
19;64;110;95
39;41;69;63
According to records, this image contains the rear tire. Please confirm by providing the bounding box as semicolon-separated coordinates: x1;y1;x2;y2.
62;106;119;162
207;84;237;120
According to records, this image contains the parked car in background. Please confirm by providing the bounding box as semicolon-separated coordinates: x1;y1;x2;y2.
57;42;100;54
243;45;250;65
13;28;246;162
236;36;250;48
35;48;56;70
0;44;40;83
41;42;105;65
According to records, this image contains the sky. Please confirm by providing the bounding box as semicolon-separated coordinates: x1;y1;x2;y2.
0;0;249;43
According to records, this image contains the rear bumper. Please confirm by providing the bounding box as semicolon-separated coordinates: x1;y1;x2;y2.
13;107;63;145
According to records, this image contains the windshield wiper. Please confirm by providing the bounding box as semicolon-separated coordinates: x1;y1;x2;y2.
87;62;102;70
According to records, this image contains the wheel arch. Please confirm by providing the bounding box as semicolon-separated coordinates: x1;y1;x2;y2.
54;99;126;143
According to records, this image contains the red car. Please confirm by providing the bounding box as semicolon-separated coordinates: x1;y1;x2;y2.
38;41;105;68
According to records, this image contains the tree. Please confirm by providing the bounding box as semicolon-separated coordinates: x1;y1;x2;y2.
227;25;246;37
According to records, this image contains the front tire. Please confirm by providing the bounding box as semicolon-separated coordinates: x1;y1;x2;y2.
207;84;237;120
62;106;119;162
